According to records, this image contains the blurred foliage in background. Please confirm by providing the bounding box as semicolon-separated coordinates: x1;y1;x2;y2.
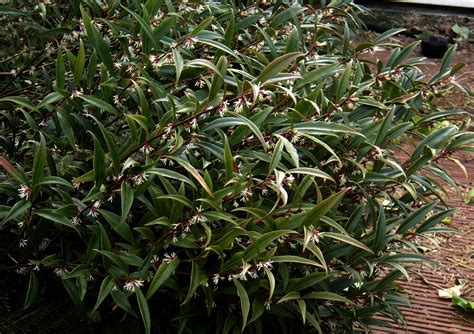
0;0;472;333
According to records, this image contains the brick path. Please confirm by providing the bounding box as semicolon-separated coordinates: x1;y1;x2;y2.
373;154;474;333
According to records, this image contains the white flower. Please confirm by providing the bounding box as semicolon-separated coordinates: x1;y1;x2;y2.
218;101;228;117
54;267;69;279
284;175;295;187
39;238;51;252
113;94;122;107
150;255;160;265
18;185;32;199
88;201;101;217
163;252;177;264
190;206;207;224
123;279;144;292
184;36;197;49
195;78;206;88
132;172;148;186
310;229;321;243
17;221;24;228
241;188;253;202
264;300;271;310
71;216;81;226
233;97;250;113
256;260;273;271
33;265;40;272
19;239;28;248
213;274;221;285
16;266;28;275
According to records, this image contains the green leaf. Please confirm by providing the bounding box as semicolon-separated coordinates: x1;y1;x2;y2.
93;275;115;312
271;255;325;268
146;258;180;299
32;133;47;187
397;201;439;234
286;167;334;182
122;6;157;52
209;56;227;102
411;126;457;160
136;289;151;334
243;230;295;261
190;16;214;36
173;48;183;83
120;182;134;224
452;294;474;311
304;291;353;305
182;260;202;305
36;209;79;232
92;134;105;187
223;135;234;180
300;190;346;228
295;64;339;89
172;157;213;196
148;168;196;189
78;94;118;115
24;271;38;310
73;39;86;85
56;49;65;89
256;52;303;84
234;278;250;332
322;232;373;253
1;200;31;227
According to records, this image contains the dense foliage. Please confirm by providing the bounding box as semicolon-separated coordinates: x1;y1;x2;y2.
0;0;472;333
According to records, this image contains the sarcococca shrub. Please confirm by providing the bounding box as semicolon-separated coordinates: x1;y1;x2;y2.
0;0;472;333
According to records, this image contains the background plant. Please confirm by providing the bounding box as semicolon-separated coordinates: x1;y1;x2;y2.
0;0;472;333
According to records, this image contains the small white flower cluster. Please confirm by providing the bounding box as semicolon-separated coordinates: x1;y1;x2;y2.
88;200;102;217
132;172;148;186
190;206;207;224
39;238;51;252
256;260;273;271
150;254;160;266
71;216;81;226
19;238;28;248
123;279;144;292
18;185;32;199
163;252;177;264
54;267;69;279
240;187;253;203
233;96;251;114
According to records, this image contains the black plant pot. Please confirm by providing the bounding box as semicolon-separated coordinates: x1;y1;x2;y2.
421;36;449;59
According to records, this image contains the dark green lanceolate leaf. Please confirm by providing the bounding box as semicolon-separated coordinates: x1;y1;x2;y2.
32;133;47;187
295;64;339;89
92;275;115;312
80;5;113;70
304;291;354;305
1;200;31;227
92;134;105;187
190;16;214;36
256;52;303;85
78;95;118;116
397;201;439;234
411;126;457;160
36;209;79;232
24;271;38;310
243;230;296;261
209;56;228;102
120;182;134;224
300;190;346;228
322;232;373;253
136;289;151;334
234;278;250;332
146;258;180;299
182;260;202;305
